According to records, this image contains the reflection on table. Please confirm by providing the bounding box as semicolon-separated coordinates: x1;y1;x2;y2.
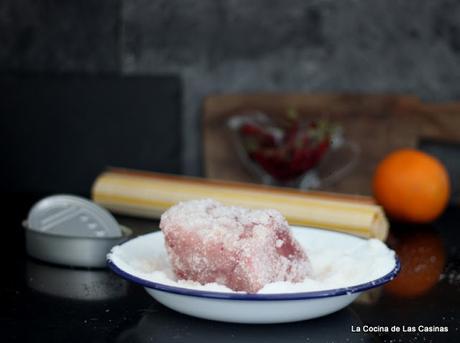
116;303;374;343
384;225;446;298
26;259;128;301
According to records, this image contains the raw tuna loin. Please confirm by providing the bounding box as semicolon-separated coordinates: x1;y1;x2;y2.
159;199;311;293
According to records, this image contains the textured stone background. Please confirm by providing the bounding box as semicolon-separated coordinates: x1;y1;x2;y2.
2;0;460;174
0;0;120;72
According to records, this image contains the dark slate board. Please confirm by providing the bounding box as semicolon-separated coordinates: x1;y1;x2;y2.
0;74;182;195
419;138;460;205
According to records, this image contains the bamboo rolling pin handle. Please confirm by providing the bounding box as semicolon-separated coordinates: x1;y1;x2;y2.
92;168;389;241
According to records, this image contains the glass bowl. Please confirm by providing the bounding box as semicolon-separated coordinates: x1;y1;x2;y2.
227;111;360;189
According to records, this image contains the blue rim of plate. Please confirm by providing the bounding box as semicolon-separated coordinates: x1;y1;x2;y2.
107;233;400;301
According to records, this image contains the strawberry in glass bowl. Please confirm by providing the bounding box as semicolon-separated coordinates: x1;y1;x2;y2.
227;110;359;189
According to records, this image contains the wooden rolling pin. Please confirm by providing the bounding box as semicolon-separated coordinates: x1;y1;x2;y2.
92;168;389;240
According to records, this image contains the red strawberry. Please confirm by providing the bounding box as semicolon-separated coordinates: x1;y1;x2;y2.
240;123;262;136
240;123;276;148
244;115;334;182
284;120;299;146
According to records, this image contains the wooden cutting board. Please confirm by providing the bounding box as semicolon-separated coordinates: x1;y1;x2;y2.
202;93;460;196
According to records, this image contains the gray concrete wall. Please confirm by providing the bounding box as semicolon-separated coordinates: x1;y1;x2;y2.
0;0;120;72
2;0;460;175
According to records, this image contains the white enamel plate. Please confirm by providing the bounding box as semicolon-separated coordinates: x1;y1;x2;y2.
107;227;399;324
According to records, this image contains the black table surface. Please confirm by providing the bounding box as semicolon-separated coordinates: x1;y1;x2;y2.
2;194;460;343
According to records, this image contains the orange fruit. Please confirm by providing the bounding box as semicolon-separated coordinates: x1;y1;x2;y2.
385;231;445;298
373;149;450;223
